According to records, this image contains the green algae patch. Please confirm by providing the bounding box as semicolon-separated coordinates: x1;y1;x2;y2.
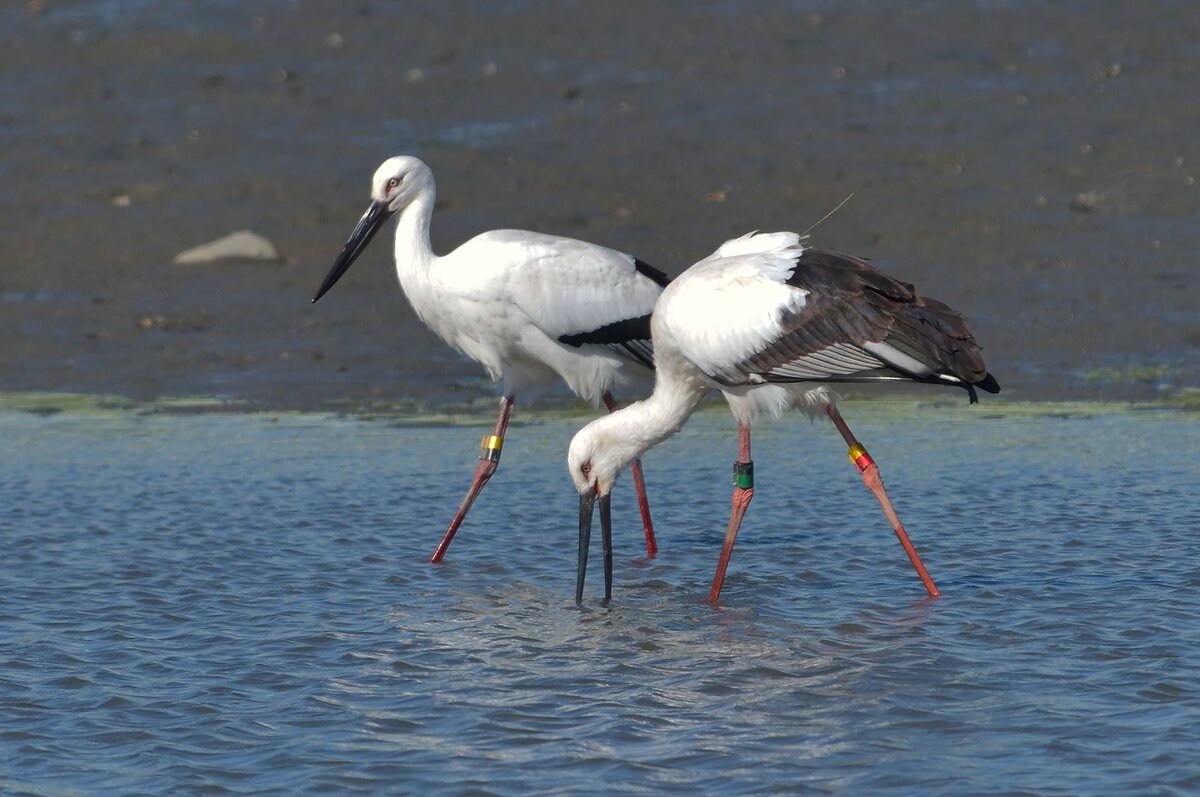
1081;363;1179;384
1078;362;1199;399
0;392;270;419
3;390;1197;425
685;395;1128;422
1159;388;1200;412
0;392;138;417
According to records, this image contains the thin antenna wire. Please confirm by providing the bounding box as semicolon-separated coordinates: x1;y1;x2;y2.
801;193;855;238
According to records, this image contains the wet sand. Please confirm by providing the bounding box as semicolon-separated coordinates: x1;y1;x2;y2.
2;1;1198;410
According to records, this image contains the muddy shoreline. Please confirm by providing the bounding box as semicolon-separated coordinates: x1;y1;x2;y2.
2;1;1197;410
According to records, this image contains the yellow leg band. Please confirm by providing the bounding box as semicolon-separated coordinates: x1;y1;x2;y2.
480;435;503;462
848;443;874;473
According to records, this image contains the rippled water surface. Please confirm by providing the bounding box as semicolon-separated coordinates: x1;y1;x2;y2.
2;399;1198;794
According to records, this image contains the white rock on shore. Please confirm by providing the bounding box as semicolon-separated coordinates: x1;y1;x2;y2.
174;230;281;264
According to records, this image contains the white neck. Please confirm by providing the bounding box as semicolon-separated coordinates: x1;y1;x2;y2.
604;379;709;472
392;189;437;280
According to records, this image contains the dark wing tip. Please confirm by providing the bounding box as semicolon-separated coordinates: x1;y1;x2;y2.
559;315;653;348
966;372;1001;404
975;372;1001;394
634;258;671;288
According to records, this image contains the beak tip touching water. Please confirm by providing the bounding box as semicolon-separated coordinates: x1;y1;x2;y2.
576;488;596;604
575;486;613;604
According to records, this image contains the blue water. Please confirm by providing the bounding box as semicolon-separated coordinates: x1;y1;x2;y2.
2;399;1198;794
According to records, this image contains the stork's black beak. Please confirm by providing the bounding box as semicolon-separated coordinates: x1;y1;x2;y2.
311;200;393;303
599;491;613;603
576;487;596;603
576;486;613;604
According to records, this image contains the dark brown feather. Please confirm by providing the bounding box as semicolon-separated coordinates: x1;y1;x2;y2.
733;248;997;395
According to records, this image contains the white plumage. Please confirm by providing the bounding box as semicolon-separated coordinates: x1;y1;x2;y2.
571;231;999;603
330;157;665;404
313;155;665;561
654;232;813;397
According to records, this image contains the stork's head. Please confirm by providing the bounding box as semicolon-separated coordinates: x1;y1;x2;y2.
566;420;614;501
311;155;436;303
370;155;435;214
567;416;634;500
569;414;645;604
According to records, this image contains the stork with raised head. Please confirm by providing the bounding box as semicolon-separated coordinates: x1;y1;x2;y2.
570;231;999;603
312;156;666;561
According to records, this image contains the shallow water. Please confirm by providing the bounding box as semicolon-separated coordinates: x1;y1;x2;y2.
2;399;1198;794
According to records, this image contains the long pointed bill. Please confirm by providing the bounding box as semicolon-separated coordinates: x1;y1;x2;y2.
311;200;394;303
599;493;613;602
576;487;596;603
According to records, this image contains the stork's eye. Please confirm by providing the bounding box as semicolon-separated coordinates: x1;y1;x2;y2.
581;463;591;476
387;177;401;190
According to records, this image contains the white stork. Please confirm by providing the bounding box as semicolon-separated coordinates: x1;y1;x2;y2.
569;231;999;602
313;156;667;561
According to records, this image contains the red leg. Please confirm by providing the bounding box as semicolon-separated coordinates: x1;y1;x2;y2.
429;395;515;563
604;391;658;557
709;423;754;601
824;405;941;598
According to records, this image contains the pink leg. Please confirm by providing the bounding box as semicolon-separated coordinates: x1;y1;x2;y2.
429;395;515;563
603;391;658;557
709;422;754;602
824;405;941;598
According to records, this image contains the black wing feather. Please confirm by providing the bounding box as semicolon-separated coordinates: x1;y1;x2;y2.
559;314;656;368
733;248;999;401
556;258;672;370
634;258;671;288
